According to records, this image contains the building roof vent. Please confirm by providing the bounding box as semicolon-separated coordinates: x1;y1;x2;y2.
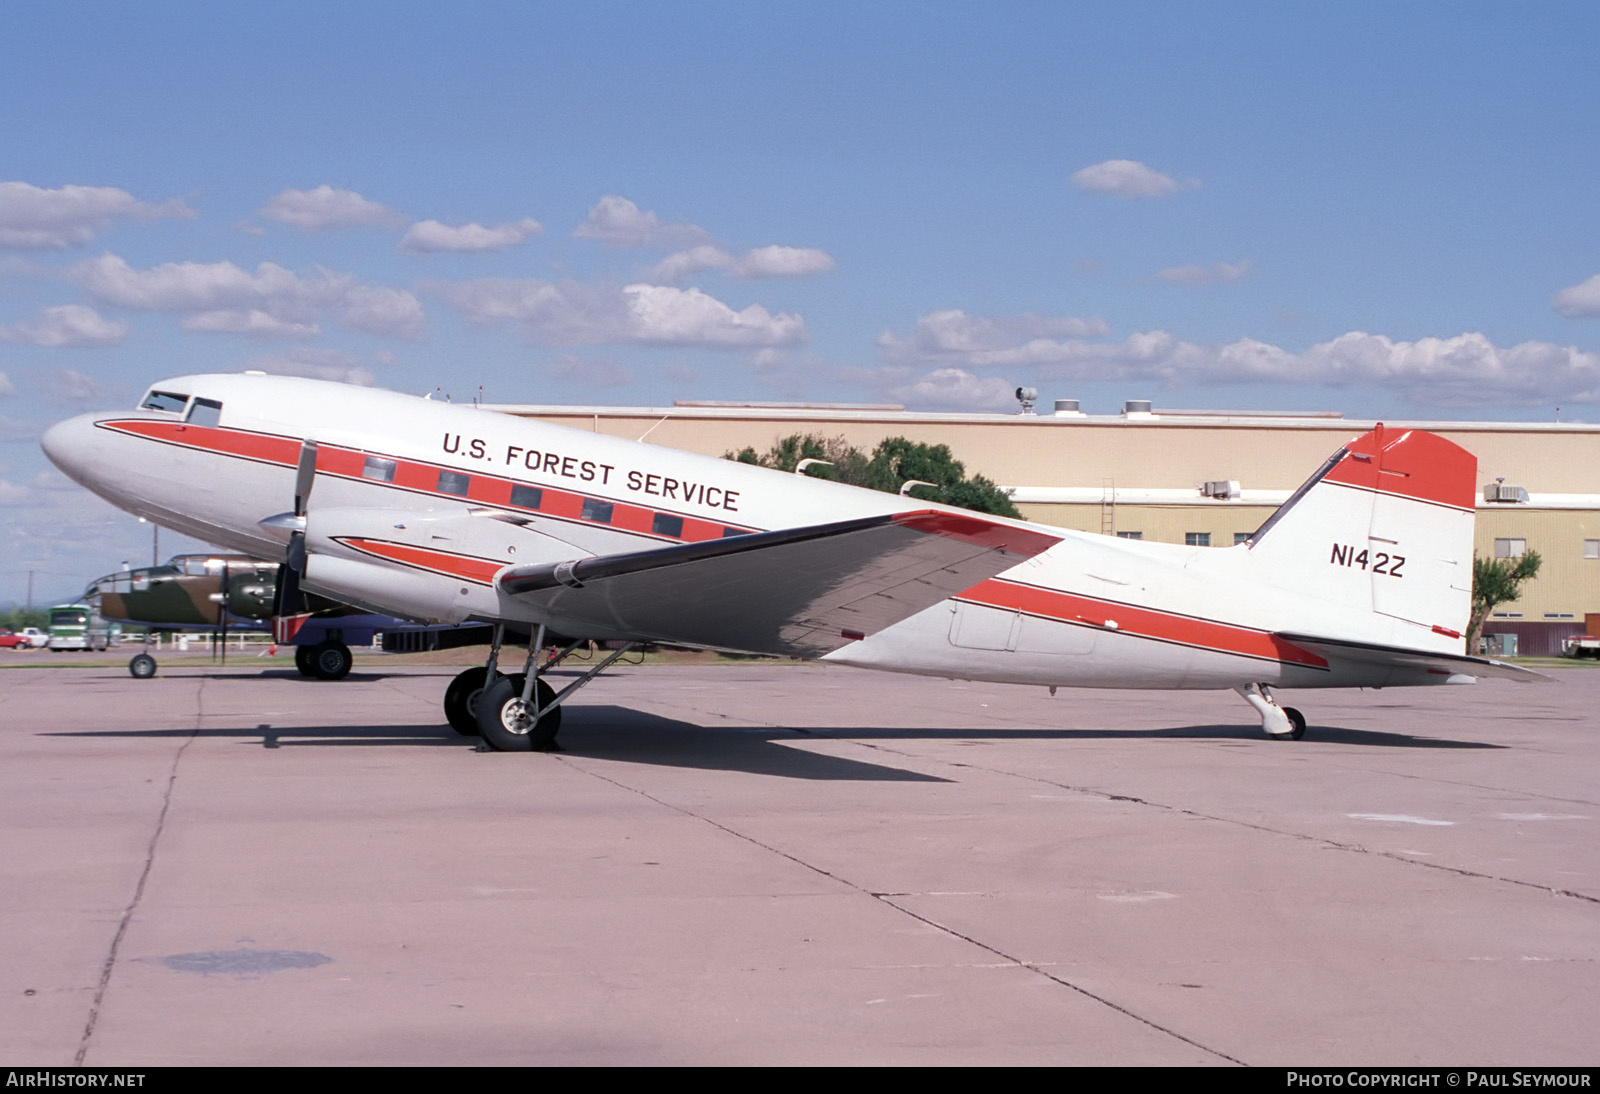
1053;398;1083;417
1483;480;1529;503
1201;480;1242;499
1123;399;1154;417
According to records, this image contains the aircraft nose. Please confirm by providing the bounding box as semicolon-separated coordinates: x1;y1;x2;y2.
41;412;103;489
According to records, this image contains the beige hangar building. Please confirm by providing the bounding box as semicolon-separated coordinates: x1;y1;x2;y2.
500;396;1600;658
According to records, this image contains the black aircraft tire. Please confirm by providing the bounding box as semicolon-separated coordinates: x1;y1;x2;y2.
294;646;316;677
310;641;353;681
476;676;562;752
129;653;157;679
443;666;489;736
1282;707;1307;741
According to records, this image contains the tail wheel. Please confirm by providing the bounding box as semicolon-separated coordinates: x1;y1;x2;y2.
476;675;562;752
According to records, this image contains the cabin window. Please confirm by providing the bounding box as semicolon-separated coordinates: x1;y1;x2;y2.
438;470;471;497
187;398;223;427
141;390;189;414
580;498;614;524
509;484;543;510
651;513;684;538
362;456;397;483
722;527;749;538
1185;532;1211;547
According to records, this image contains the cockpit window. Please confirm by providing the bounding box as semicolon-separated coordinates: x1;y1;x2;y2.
187;398;223;427
141;390;189;414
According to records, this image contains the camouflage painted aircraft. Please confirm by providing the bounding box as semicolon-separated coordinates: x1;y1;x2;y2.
86;554;488;679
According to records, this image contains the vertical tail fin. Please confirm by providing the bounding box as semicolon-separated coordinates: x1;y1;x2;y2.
1245;426;1477;643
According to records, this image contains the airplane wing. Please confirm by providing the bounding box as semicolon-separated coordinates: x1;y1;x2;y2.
1274;632;1554;683
497;509;1060;657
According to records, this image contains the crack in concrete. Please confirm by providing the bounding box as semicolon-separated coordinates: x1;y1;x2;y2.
848;738;1600;907
75;678;204;1066
567;758;1243;1066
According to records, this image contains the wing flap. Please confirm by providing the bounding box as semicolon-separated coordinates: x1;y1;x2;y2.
499;509;1059;656
1276;632;1554;683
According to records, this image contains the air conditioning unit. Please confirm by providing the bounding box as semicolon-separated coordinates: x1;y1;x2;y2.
1483;483;1529;503
1201;480;1242;499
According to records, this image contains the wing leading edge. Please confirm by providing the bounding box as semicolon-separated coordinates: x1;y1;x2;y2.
498;509;1060;657
1275;632;1554;683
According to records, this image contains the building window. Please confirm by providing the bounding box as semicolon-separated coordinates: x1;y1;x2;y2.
1585;539;1599;560
1234;532;1252;545
580;498;614;524
1491;612;1523;619
1185;532;1211;547
509;484;542;510
1116;531;1142;540
652;513;684;538
362;456;397;483
438;470;470;497
1544;613;1575;619
1494;538;1526;559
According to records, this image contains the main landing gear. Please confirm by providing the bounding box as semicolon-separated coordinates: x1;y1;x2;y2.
294;640;353;680
442;624;636;752
1236;683;1307;740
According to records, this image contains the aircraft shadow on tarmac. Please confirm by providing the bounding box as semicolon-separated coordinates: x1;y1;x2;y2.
45;702;1501;784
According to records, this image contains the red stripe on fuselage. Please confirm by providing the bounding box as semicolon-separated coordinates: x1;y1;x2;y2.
99;419;302;468
335;539;505;585
959;579;1328;669
97;418;759;541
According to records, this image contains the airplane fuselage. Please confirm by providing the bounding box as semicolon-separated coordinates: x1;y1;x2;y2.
43;373;1481;701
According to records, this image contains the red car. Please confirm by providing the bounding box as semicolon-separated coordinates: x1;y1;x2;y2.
0;629;27;649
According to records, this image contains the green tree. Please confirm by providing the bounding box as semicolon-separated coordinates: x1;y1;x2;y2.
1468;551;1542;653
727;433;1020;518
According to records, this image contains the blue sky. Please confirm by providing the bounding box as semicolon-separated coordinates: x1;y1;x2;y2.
3;2;1598;606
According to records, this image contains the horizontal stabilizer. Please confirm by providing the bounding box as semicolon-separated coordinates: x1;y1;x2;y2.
1275;632;1554;683
498;509;1060;657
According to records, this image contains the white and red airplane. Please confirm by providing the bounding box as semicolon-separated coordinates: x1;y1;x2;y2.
41;372;1544;750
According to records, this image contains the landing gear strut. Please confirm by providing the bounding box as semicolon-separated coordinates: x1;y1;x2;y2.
454;624;636;752
1236;683;1307;740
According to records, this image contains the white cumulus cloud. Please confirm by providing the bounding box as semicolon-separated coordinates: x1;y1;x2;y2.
886;367;1021;412
72;253;424;340
652;244;835;281
573;195;710;249
400;217;543;254
181;310;320;339
431;277;805;349
877;309;1110;364
1552;274;1600;318
0;304;128;347
876;317;1600;408
0;371;14;397
1070;159;1185;199
257;185;404;231
1155;259;1252;284
0;182;194;249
